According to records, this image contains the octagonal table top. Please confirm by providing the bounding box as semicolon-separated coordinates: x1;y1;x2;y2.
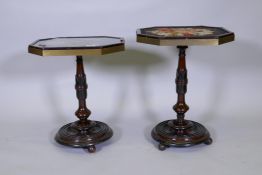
28;36;125;56
136;26;234;46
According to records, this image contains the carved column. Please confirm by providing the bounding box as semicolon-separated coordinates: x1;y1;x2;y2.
55;55;113;153
75;56;91;124
173;46;189;126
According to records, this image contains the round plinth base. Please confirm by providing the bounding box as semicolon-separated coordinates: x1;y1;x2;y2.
151;119;212;150
55;120;113;153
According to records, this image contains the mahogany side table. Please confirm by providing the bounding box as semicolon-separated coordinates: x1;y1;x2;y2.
28;36;125;153
137;26;234;150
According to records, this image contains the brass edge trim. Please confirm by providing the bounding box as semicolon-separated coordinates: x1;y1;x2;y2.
28;44;125;56
101;44;125;55
28;47;43;56
218;34;235;45
41;49;102;56
160;39;219;46
137;35;219;46
137;36;160;45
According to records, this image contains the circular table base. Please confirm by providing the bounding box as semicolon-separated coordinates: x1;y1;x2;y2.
55;120;113;153
151;119;212;150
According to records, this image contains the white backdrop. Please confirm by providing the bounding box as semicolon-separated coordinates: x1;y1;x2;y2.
0;0;262;174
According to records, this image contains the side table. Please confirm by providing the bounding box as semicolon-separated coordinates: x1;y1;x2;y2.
28;36;125;153
137;26;234;150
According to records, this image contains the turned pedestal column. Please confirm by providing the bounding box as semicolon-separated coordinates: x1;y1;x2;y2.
55;55;113;153
151;46;212;150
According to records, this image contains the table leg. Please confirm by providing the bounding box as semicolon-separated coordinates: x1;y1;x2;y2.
55;56;113;153
75;55;91;124
173;46;189;127
151;46;212;150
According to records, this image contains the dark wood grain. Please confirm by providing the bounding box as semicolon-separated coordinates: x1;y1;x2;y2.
75;56;91;123
151;46;212;150
173;46;189;127
55;56;113;153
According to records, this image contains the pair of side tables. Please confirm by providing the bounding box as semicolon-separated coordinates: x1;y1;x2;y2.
28;26;234;153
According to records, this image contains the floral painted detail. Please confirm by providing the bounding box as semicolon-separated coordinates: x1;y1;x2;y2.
148;28;214;37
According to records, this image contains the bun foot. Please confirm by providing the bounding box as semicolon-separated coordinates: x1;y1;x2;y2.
204;138;213;145
158;143;168;151
86;145;96;153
